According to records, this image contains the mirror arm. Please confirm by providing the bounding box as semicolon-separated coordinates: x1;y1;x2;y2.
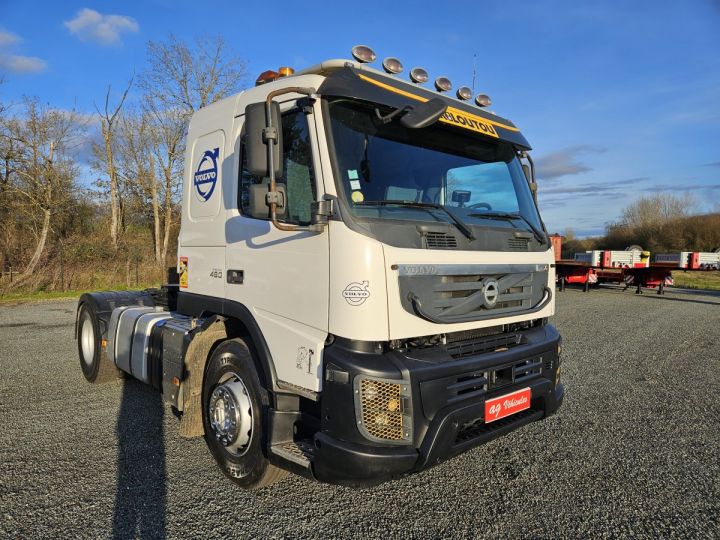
375;105;412;125
264;86;321;232
519;151;538;202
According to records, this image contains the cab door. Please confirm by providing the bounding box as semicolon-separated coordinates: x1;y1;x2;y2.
225;100;329;392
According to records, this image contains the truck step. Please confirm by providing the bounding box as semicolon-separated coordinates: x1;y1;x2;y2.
271;440;316;468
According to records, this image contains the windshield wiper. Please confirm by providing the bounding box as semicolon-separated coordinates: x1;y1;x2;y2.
356;200;475;241
468;211;547;244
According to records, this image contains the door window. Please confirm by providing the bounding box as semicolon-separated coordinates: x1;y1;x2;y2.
240;109;316;225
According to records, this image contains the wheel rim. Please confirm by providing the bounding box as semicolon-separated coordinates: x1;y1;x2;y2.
80;312;95;367
208;371;253;456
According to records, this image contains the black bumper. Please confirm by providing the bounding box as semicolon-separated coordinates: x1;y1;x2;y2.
312;324;564;486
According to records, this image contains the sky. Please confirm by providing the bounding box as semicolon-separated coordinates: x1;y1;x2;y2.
0;0;719;236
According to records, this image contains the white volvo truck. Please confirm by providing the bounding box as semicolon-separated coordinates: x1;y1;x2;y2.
76;46;564;488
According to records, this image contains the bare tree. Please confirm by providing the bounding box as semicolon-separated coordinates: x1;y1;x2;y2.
94;79;132;249
620;193;697;230
2;98;81;276
118;110;163;264
140;35;245;117
136;35;245;265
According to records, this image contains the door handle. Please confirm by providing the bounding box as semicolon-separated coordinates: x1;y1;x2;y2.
227;269;244;284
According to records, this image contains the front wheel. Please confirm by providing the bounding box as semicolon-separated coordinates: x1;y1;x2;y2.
202;339;287;489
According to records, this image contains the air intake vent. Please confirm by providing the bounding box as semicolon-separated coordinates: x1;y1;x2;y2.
508;237;529;251
425;232;458;249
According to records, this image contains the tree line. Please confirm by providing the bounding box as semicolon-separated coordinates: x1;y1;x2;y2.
0;36;245;292
561;193;720;258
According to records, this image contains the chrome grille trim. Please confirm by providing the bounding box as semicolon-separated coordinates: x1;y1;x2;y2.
397;263;548;276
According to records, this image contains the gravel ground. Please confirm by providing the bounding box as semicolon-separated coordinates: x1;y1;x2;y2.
1;287;718;539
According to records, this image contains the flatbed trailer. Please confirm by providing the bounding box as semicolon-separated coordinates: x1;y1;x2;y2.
549;237;719;295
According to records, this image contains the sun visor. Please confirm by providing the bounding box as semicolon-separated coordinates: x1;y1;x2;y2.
318;66;531;150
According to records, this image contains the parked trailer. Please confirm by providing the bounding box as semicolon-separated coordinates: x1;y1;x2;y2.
551;237;689;295
653;252;720;270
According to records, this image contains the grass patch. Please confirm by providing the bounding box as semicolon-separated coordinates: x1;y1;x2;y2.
0;282;160;305
671;270;720;291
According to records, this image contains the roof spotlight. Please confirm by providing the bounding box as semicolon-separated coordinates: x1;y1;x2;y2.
475;94;492;107
409;67;429;84
382;57;404;74
434;77;452;92
456;86;472;100
351;45;377;63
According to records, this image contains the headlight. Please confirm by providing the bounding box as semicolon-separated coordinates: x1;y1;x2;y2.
355;377;412;443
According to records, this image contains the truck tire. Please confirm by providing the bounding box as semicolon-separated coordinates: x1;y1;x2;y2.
77;303;121;383
202;338;287;489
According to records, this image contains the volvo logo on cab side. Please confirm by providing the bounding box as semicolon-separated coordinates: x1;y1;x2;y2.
343;281;371;306
194;147;220;202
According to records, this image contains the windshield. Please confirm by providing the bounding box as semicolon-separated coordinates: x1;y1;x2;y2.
325;99;544;233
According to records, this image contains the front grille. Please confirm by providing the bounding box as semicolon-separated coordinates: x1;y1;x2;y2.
455;408;538;444
425;232;458;249
427;357;543;412
359;379;404;441
507;238;529;251
446;332;522;359
398;264;549;324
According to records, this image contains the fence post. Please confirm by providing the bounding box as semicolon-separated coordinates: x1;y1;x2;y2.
9;265;12;284
136;256;139;286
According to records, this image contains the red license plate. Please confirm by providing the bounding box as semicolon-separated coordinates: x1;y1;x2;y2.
484;387;531;423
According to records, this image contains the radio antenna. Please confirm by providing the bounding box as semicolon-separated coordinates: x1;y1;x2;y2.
472;53;477;92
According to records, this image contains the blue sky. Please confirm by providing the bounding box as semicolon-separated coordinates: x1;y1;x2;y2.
1;0;718;236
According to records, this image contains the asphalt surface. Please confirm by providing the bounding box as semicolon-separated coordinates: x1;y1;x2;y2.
1;287;718;539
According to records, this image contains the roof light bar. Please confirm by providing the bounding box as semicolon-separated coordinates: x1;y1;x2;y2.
409;67;429;84
351;45;377;63
475;94;492;107
434;77;452;92
456;86;472;100
382;57;403;74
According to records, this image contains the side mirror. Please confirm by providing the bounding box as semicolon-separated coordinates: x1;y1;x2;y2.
244;102;283;178
400;98;447;129
451;190;471;207
248;183;287;220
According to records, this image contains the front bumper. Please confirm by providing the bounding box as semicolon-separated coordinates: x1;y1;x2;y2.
313;324;564;486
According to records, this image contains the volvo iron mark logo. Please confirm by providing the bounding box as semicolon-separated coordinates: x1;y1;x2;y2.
482;279;500;308
194;147;220;202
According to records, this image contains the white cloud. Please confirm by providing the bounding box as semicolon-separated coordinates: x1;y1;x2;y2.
64;8;139;46
0;30;20;47
0;54;46;74
0;29;47;74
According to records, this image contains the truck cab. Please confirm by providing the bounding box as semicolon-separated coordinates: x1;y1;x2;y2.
76;47;563;488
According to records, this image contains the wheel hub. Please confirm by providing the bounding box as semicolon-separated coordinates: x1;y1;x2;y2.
208;374;252;455
80;314;95;367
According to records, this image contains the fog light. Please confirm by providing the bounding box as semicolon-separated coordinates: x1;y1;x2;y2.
355;376;412;443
